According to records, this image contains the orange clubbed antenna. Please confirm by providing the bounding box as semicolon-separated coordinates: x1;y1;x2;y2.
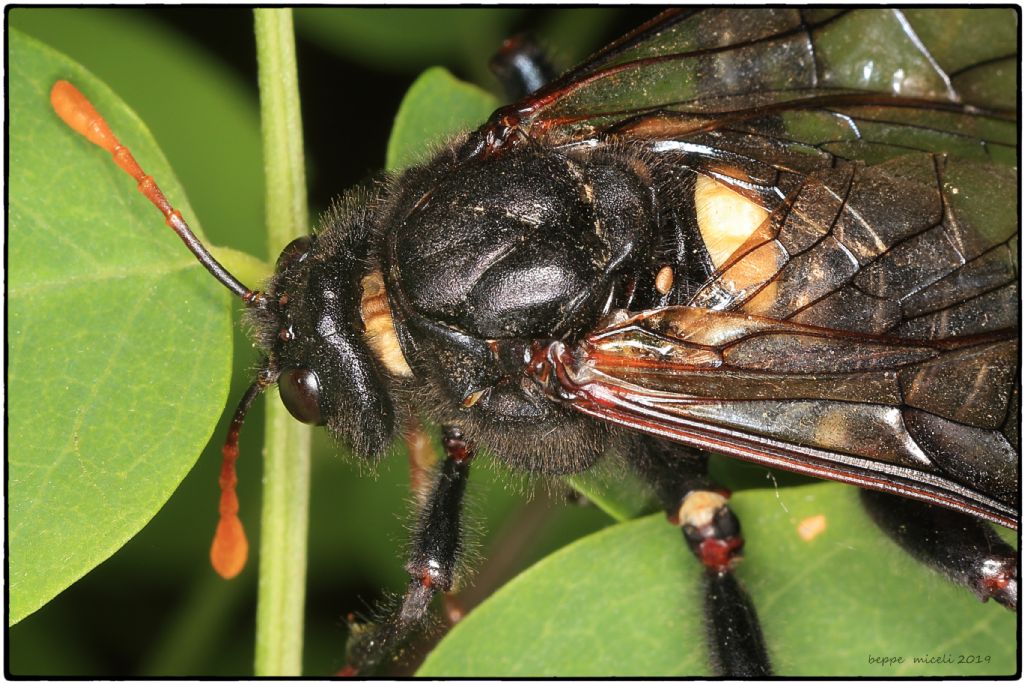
210;379;267;578
51;79;272;579
50;80;260;305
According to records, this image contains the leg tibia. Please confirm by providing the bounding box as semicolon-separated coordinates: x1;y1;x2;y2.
704;572;772;676
634;437;772;675
861;489;1017;610
344;426;475;674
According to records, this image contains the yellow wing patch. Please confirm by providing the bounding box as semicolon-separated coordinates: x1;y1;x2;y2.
695;174;770;270
692;174;783;310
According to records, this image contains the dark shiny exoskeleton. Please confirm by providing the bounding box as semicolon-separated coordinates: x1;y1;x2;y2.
233;9;1020;675
257;130;707;474
247;45;776;676
53;8;1016;676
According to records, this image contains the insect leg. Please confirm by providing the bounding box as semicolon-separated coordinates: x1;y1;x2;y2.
489;34;557;100
405;419;439;504
405;420;466;624
344;425;475;674
634;437;772;676
860;490;1018;610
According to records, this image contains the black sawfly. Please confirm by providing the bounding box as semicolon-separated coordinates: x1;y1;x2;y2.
48;8;1018;676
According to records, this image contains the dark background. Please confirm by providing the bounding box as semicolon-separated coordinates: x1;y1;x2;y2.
153;7;656;210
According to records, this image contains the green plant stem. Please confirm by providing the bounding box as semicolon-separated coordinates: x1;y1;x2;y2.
253;8;312;676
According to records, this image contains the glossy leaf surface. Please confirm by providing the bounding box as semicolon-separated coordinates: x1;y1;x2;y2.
8;31;232;624
9;7;266;258
422;482;1017;676
386;67;499;172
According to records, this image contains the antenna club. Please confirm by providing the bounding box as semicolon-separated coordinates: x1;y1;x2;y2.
211;515;248;580
53;79;266;580
208;379;267;579
52;79;257;302
50;80;120;153
112;146;145;184
212;439;247;579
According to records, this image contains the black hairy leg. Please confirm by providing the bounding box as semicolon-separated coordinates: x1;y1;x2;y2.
860;489;1018;611
404;421;468;625
343;426;475;675
489;32;558;101
633;437;772;676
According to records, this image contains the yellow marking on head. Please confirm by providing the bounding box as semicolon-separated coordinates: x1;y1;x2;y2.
360;270;413;377
695;174;770;270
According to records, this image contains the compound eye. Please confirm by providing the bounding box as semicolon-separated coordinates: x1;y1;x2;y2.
275;235;313;273
278;367;324;425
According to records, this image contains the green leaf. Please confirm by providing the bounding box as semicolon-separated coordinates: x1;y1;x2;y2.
8;30;233;624
421;482;1017;676
386;67;499;173
567;457;658;522
9;8;266;259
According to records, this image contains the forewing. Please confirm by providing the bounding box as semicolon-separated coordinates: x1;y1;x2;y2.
510;8;1017;148
522;10;1019;527
546;141;1020;529
688;153;1019;340
537;7;1018;343
543;308;1018;528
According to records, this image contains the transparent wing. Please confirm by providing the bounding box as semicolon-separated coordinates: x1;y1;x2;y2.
534;307;1018;528
534;148;1019;529
516;9;1019;528
686;153;1018;341
500;8;1017;151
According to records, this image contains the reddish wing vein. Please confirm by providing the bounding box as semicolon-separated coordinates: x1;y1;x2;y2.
535;308;1017;528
